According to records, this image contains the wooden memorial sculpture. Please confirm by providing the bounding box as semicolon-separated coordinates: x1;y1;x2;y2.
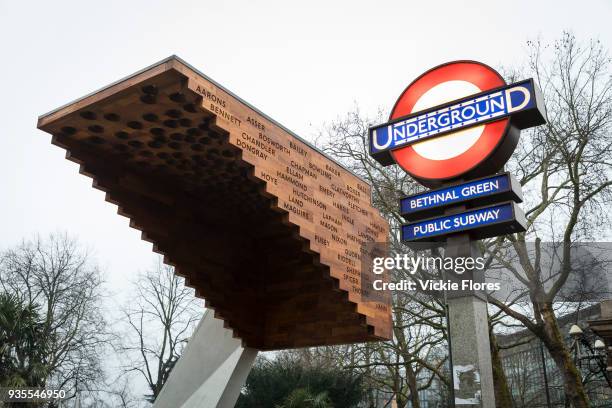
38;56;391;350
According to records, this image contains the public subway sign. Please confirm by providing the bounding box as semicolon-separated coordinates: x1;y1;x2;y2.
401;202;526;243
368;61;547;187
400;173;522;220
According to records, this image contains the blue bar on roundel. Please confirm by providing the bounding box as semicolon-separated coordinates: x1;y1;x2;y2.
368;79;546;166
401;202;526;244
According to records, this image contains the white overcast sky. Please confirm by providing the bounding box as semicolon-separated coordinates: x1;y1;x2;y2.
1;0;611;293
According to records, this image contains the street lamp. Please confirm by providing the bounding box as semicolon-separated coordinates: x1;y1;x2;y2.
588;300;612;380
594;339;606;352
568;324;612;389
569;324;583;336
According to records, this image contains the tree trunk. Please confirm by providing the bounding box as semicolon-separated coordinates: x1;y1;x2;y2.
489;325;513;408
541;303;590;407
405;363;421;408
393;369;406;408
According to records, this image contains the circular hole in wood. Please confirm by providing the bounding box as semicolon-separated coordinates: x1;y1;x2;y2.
142;113;158;122
184;135;196;143
139;150;153;157
179;118;192;127
199;137;211;145
88;125;104;133
157;152;169;159
165;109;182;119
140;95;156;104
170;133;184;141
147;140;163;149
183;103;197;113
113;144;129;152
127;121;143;130
87;136;105;144
170;93;186;103
115;131;129;140
128;140;143;149
141;85;158;95
168;142;181;150
187;128;202;136
190;144;203;151
163;119;178;128
61;126;77;135
104;113;120;122
80;111;97;120
153;135;167;143
150;127;165;137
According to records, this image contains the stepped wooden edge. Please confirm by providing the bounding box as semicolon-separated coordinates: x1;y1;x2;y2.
37;56;392;350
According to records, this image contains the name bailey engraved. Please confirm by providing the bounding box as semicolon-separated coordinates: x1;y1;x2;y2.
191;80;381;287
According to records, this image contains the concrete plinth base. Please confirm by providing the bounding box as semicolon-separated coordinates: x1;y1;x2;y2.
153;310;258;408
448;296;495;408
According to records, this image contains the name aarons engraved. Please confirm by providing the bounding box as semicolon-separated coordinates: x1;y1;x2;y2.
194;85;242;126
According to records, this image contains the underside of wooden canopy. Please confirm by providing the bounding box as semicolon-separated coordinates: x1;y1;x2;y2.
37;56;391;350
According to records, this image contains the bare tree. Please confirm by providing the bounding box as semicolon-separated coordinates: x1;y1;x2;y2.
316;109;451;407
120;257;203;402
482;32;612;408
0;232;108;405
349;298;449;408
87;377;148;408
316;32;612;408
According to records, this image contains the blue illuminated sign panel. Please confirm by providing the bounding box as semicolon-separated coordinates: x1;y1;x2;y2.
401;202;526;243
400;173;522;219
370;79;543;157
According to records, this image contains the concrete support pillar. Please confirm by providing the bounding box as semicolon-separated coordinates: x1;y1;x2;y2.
447;296;496;407
445;233;496;408
153;310;258;408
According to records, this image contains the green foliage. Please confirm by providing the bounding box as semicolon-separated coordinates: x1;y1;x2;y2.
0;292;49;387
276;388;333;408
236;355;363;408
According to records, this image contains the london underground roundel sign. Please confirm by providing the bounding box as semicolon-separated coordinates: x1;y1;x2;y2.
369;61;547;187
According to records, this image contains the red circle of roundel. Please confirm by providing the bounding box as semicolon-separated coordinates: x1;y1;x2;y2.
390;61;509;183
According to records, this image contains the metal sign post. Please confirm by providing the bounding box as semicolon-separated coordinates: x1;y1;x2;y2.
369;60;547;407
